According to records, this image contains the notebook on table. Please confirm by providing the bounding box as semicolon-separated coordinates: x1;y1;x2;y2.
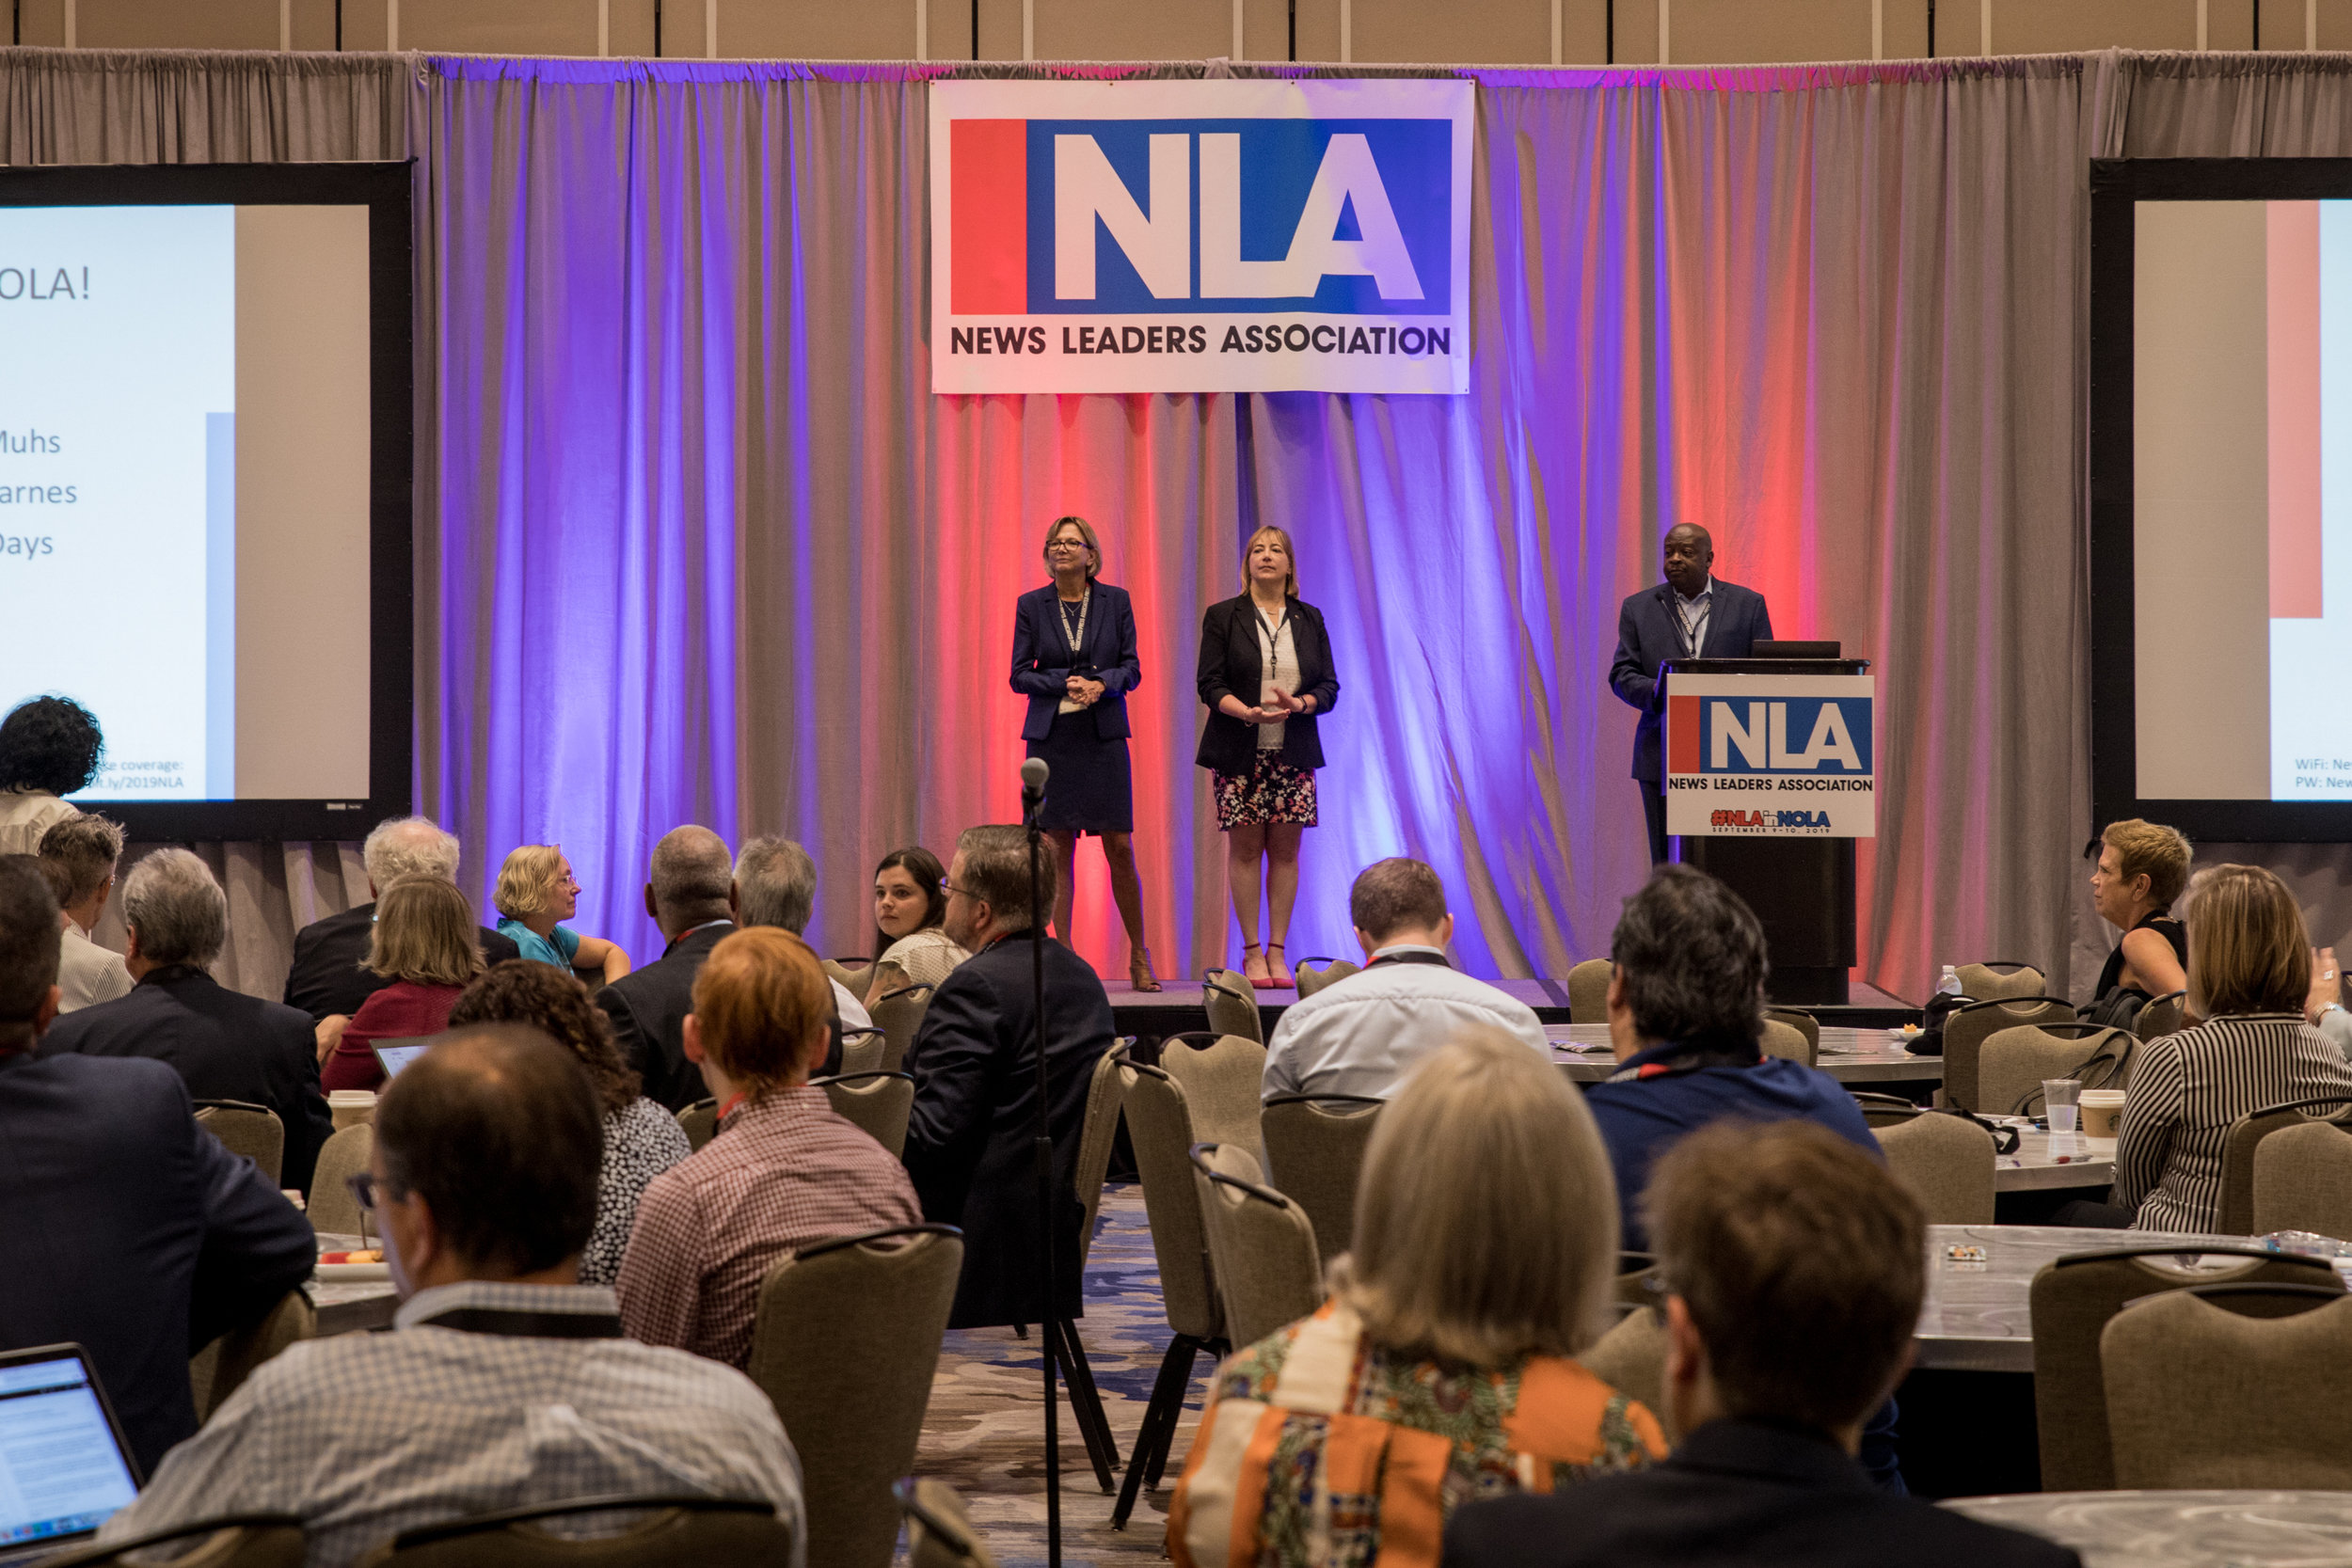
0;1344;140;1563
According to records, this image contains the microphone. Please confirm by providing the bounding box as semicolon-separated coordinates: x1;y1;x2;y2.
1021;756;1050;808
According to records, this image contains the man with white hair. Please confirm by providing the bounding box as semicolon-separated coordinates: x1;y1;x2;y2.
40;847;337;1194
35;811;132;1011
283;816;521;1022
594;826;743;1112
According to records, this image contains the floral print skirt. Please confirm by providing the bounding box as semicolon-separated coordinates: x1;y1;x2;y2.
1214;752;1319;830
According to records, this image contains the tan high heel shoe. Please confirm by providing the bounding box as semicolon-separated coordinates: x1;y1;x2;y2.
1128;946;1163;993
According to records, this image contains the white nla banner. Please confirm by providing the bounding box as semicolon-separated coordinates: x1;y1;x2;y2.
1663;673;1877;839
928;78;1472;395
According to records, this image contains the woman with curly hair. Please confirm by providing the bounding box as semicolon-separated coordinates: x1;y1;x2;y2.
447;959;689;1285
0;695;103;856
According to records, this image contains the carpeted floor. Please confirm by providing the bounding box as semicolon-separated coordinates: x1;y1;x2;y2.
911;1184;1212;1566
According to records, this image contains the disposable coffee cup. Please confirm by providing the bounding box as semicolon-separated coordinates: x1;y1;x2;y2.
2043;1078;2082;1135
327;1090;377;1131
2079;1088;2127;1139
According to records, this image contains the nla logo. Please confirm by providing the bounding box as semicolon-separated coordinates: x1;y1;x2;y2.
930;79;1473;395
1667;696;1872;775
1711;809;1836;830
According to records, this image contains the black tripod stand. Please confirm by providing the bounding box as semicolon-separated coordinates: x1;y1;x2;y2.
1021;756;1066;1567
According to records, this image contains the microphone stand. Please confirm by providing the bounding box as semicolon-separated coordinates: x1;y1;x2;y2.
1021;768;1063;1568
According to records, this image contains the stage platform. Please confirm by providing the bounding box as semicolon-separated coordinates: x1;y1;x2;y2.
1105;975;1919;1038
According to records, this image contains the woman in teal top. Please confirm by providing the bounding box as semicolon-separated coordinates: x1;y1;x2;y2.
492;844;631;986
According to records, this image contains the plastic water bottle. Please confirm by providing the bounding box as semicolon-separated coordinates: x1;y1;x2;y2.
1936;965;1962;1000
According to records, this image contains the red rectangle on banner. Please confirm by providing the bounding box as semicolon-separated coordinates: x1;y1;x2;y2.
2269;199;2324;619
1667;695;1700;773
950;119;1027;316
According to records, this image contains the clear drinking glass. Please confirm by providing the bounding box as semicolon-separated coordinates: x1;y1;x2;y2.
2043;1077;2083;1134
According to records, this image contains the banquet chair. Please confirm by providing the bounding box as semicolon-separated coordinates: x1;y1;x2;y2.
866;983;932;1073
746;1226;961;1568
195;1100;285;1187
2251;1118;2352;1238
675;1099;718;1152
1074;1044;1132;1271
361;1496;791;1567
1112;1048;1230;1529
1566;958;1612;1024
39;1515;303;1568
2218;1096;2352;1235
1850;1092;1926;1129
822;958;872;998
1292;957;1359;998
1764;1006;1820;1059
1190;1143;1324;1349
306;1122;373;1235
1200;971;1263;1043
1953;961;2045;1001
1159;1031;1267;1154
1259;1092;1383;1262
2028;1243;2342;1491
1937;997;2077;1112
1759;1018;1814;1068
810;1071;915;1159
2135;990;2188;1042
837;1026;888;1079
1977;1023;2131;1118
2103;1288;2352;1489
1581;1305;1671;1442
895;1479;998;1568
1614;1251;1658;1307
1876;1111;1994;1224
191;1289;315;1423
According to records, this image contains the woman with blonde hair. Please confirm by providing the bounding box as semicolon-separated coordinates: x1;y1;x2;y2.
1194;525;1342;990
319;875;485;1091
1168;1029;1663;1568
492;843;629;985
2106;863;2352;1231
2086;817;2191;1026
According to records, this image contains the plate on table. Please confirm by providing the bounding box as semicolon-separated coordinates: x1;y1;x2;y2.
315;1249;390;1282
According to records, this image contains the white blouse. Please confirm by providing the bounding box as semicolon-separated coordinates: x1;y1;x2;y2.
1255;607;1297;752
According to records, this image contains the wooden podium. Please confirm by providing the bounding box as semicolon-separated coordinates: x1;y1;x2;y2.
1660;657;1873;1006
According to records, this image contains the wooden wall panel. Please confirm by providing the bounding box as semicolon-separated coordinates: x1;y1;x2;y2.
720;0;918;57
1350;0;1549;63
1987;0;2199;53
1032;0;1229;61
1672;0;1874;62
75;0;279;48
395;0;600;55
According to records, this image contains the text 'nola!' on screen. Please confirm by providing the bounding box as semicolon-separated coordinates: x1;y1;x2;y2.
928;78;1474;395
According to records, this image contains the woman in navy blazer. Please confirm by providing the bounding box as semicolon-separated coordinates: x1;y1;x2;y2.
1195;525;1341;990
1010;515;1160;990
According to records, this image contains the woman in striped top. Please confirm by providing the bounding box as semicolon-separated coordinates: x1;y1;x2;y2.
2115;863;2352;1233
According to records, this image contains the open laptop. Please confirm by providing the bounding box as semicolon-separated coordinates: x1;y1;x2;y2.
369;1036;443;1082
0;1344;141;1562
1751;639;1840;658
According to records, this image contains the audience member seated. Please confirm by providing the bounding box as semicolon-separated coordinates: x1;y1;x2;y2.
2104;863;2352;1232
451;960;690;1286
903;826;1111;1330
35;812;131;1010
1582;865;1877;1251
317;877;486;1092
0;857;313;1477
2305;942;2352;1059
283;815;521;1023
41;847;337;1193
739;834;873;1032
594;826;740;1110
1169;1029;1663;1568
0;695;102;856
99;1023;803;1568
1442;1120;2077;1568
493;843;631;984
864;846;970;1006
1261;857;1547;1101
2083;817;2191;1028
618;926;921;1367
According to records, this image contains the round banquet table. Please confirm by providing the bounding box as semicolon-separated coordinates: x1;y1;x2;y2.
1943;1490;2352;1566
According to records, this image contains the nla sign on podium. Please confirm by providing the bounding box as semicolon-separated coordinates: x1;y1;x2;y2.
928;78;1472;394
1664;674;1875;838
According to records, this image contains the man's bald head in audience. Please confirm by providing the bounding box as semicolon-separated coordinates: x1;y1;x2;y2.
644;825;736;939
0;856;61;1053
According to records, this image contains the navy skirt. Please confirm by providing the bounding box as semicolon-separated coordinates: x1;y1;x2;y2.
1028;709;1134;835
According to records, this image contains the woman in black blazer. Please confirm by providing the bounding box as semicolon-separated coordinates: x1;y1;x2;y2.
1196;525;1341;990
1009;515;1160;990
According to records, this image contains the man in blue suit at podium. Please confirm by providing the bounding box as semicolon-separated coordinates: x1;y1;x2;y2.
1610;523;1774;865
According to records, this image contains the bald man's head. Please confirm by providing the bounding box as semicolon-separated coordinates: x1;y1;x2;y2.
647;825;736;937
1662;524;1715;598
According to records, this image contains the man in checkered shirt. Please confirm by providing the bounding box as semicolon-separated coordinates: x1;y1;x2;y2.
99;1023;804;1568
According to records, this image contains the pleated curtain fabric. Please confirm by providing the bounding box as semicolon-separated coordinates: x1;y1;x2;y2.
10;49;2352;1000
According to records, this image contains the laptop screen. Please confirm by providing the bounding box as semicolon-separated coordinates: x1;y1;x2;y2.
0;1350;139;1554
372;1041;433;1079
